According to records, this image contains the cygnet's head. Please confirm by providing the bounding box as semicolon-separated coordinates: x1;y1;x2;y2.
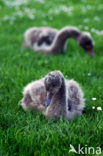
78;32;95;57
44;70;63;95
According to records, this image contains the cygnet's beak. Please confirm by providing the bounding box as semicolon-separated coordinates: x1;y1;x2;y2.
88;49;95;57
46;91;51;100
44;91;51;106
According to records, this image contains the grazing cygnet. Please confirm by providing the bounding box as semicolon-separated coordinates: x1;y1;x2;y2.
23;26;94;57
21;71;85;120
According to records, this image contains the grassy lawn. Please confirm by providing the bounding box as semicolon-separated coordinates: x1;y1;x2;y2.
0;0;103;155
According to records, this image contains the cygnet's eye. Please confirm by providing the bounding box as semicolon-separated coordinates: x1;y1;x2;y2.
52;83;56;87
83;37;92;45
86;40;91;45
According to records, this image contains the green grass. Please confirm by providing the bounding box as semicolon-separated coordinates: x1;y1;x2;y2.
0;0;103;155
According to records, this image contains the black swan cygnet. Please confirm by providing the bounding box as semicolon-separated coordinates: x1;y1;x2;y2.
21;71;85;120
23;26;94;57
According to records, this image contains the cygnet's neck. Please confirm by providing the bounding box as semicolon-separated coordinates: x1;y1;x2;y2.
45;26;81;54
50;78;67;117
